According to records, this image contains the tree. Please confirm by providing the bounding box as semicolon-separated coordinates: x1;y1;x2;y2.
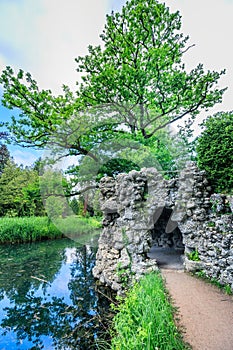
0;1;225;151
76;0;226;138
0;159;45;216
0;67;114;162
196;111;233;193
40;168;72;218
0;144;10;175
0;130;10;175
0;0;226;197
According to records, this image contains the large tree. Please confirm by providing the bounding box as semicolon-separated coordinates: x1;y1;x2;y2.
0;0;226;193
0;0;225;150
76;0;226;138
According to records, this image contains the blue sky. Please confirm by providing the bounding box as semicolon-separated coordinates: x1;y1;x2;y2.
0;0;233;165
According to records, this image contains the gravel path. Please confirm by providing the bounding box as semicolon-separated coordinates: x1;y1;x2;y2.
148;247;233;349
162;270;233;350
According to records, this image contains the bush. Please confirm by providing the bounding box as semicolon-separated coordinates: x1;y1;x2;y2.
196;111;233;193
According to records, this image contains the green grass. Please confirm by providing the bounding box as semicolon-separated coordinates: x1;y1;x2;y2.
109;272;190;350
0;216;102;244
54;215;101;236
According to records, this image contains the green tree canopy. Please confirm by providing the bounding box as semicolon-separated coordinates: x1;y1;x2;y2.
196;111;233;193
76;0;226;138
0;0;225;151
0;144;10;175
0;159;45;217
0;0;227;194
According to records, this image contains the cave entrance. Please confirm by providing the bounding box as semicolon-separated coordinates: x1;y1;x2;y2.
148;207;185;269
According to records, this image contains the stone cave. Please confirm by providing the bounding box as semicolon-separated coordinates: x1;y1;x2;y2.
148;207;185;269
93;163;233;293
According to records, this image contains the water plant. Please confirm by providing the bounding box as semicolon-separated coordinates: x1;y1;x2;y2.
0;216;102;244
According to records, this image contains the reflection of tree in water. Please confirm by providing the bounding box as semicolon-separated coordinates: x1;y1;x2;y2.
0;239;68;303
67;245;112;349
0;240;112;349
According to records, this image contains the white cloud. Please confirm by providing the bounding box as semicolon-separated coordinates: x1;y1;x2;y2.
165;0;233;133
0;53;6;72
165;0;233;76
0;0;42;67
11;148;42;167
1;0;232;102
33;0;110;93
0;0;109;93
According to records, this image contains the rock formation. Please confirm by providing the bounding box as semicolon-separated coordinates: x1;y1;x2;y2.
93;162;233;293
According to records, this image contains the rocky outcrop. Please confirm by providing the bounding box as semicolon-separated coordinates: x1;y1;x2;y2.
93;162;233;293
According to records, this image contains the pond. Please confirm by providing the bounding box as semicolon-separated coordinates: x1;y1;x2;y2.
0;237;111;350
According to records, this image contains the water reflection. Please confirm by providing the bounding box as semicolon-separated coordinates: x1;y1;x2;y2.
0;238;110;349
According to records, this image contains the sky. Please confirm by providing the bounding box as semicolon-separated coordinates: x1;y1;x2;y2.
0;0;233;165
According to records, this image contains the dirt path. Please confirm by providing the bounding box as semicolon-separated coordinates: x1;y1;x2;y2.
162;269;233;350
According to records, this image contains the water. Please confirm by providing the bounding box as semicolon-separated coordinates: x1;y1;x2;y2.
0;238;110;350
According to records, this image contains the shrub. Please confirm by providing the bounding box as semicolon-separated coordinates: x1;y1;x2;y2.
196;111;233;193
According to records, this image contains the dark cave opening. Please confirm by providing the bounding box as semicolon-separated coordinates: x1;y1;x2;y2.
150;207;184;249
148;207;185;269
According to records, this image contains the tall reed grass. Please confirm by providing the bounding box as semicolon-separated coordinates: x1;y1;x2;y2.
109;272;190;350
0;216;102;244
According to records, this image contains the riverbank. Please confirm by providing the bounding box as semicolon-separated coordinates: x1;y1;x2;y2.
0;216;102;244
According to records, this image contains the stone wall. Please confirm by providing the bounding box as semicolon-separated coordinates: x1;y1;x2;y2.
93;162;233;293
185;194;233;288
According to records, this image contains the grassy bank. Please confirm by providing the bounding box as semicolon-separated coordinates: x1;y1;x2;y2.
109;272;189;350
0;216;102;244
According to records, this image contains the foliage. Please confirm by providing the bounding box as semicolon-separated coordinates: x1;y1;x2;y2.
0;216;101;244
0;0;226;191
0;67;80;149
132;129;193;176
196;111;233;193
96;158;140;181
69;197;79;215
76;0;225;138
110;272;189;350
0;144;10;175
116;262;134;289
0;159;45;217
207;221;215;227
187;249;200;261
